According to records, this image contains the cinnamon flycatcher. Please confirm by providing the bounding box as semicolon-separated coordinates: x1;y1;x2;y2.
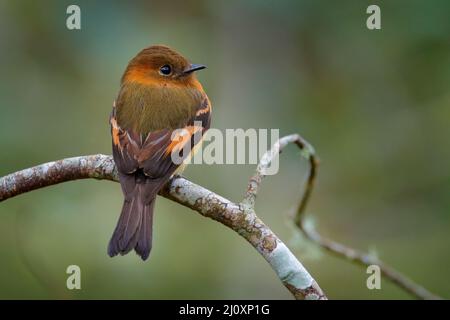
108;45;211;260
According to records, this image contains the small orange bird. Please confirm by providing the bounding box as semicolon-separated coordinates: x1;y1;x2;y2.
108;45;211;260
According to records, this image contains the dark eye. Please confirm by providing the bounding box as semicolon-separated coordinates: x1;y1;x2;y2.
159;64;172;75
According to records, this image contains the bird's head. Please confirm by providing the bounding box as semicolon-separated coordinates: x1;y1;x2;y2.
121;45;206;87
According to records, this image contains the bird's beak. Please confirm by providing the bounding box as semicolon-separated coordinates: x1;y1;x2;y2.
184;64;206;74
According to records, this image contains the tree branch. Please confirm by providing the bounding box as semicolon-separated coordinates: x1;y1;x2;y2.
247;134;441;300
2;133;438;299
0;153;326;300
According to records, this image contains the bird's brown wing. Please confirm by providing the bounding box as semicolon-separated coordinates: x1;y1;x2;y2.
110;97;211;182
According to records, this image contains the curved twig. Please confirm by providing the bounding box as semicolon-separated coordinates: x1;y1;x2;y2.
247;134;441;300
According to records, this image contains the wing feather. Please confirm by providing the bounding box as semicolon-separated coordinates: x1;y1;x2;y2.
110;96;211;179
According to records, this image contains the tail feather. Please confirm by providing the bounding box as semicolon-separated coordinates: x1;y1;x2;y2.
119;195;143;251
108;183;156;261
135;201;155;260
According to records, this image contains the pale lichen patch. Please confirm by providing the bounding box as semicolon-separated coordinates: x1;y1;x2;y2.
267;242;314;290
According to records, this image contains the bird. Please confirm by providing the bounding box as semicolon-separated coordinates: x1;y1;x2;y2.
108;45;211;261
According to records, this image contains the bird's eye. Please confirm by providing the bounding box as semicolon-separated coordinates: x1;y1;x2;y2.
159;64;172;76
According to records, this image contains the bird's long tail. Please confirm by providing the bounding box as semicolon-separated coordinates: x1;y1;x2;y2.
108;178;157;261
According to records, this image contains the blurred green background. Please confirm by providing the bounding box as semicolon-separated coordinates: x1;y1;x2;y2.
0;0;449;299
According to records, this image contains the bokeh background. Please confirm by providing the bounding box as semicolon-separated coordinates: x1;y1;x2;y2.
0;0;449;299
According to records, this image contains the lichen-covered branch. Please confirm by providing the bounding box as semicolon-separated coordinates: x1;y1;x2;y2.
162;178;326;300
0;155;118;201
249;134;441;300
0;153;326;300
